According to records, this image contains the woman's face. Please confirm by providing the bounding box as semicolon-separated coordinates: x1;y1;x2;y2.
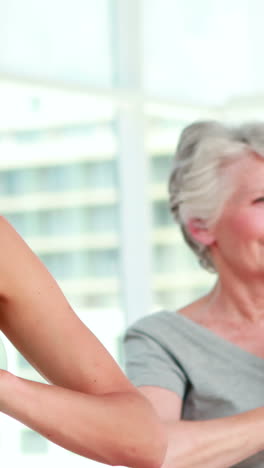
210;154;264;278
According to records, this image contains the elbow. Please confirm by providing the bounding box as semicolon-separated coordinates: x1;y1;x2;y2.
110;440;167;468
138;422;167;468
80;390;167;468
110;409;168;468
116;438;167;468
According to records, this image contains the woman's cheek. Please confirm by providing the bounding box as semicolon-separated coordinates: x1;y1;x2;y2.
231;210;264;240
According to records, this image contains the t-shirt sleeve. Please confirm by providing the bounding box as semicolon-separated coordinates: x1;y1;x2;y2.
123;321;188;399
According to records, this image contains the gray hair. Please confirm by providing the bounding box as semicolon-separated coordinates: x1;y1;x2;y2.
168;120;264;272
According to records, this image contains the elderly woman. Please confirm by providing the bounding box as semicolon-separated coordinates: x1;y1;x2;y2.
0;217;166;468
124;121;264;468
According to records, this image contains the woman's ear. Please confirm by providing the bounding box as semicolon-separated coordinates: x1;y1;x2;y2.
187;218;215;246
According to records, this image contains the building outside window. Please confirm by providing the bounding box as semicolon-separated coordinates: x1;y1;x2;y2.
0;0;263;466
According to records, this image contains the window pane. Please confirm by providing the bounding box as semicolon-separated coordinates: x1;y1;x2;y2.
39;249;120;280
148;112;215;311
152;201;174;227
143;0;258;105
0;0;113;86
151;155;172;184
0;81;123;467
20;429;48;454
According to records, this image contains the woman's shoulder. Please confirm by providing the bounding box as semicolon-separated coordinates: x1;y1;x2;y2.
128;309;175;329
126;297;208;335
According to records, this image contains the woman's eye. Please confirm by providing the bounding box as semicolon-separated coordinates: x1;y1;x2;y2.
253;197;264;203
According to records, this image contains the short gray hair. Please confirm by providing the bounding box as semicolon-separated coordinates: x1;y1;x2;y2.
168;120;264;272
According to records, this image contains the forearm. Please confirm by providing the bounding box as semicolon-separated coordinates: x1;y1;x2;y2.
162;409;264;468
0;371;166;468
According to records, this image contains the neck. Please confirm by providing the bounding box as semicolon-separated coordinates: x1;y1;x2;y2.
207;269;264;325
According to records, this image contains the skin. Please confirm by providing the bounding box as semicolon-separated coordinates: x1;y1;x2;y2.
193;152;264;329
139;152;264;467
0;216;167;467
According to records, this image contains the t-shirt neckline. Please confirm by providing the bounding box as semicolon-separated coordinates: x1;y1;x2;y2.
166;310;264;367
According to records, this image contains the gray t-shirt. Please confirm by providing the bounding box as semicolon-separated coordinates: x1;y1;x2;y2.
123;310;264;468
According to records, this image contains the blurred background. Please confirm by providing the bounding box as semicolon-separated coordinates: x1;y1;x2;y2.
0;0;263;466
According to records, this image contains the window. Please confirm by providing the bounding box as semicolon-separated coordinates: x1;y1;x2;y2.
20;429;48;455
0;1;263;466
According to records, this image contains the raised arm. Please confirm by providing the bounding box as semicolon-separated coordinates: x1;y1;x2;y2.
0;217;167;467
140;386;264;468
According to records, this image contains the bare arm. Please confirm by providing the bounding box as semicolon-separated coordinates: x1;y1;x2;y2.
0;372;165;467
140;386;264;468
0;217;167;468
